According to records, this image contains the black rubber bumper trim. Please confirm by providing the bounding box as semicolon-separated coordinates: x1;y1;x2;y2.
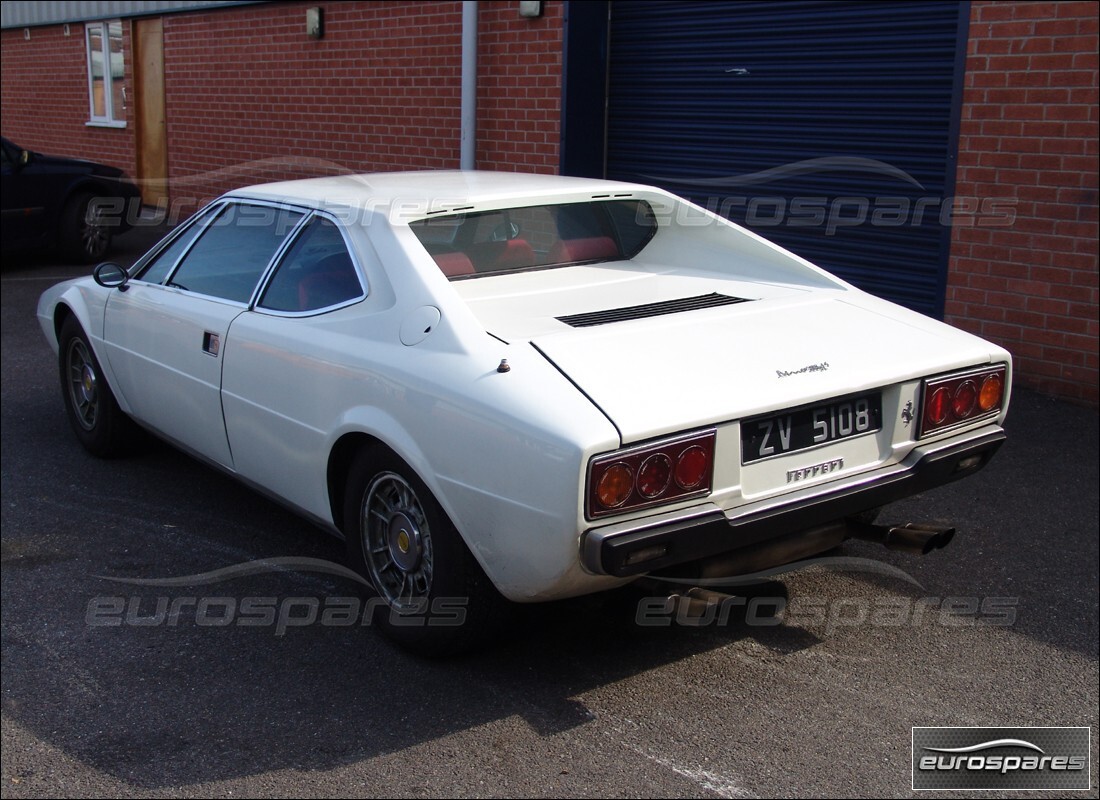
584;429;1006;577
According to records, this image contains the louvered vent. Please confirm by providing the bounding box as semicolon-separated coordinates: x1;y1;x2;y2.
556;292;749;328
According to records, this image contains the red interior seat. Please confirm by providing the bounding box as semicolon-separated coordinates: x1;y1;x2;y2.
548;236;619;264
433;251;476;277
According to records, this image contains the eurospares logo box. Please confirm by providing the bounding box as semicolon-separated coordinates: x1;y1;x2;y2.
912;727;1091;791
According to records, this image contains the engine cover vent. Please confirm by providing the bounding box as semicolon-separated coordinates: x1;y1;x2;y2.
556;292;750;328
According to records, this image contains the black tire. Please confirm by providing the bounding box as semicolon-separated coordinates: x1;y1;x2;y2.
62;191;113;263
343;447;511;656
58;316;136;457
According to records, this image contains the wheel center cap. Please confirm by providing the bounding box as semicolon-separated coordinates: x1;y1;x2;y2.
387;511;421;572
81;365;97;401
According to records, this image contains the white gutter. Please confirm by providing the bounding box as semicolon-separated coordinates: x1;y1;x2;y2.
460;1;478;170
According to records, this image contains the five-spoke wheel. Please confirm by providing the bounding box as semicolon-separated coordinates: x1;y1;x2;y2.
63;192;113;263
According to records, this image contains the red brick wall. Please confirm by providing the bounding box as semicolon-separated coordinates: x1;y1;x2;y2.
948;0;1099;405
478;0;563;173
162;1;463;208
0;23;136;177
162;0;562;210
1;1;563;215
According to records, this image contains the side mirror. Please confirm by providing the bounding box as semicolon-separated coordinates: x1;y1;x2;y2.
93;262;130;291
19;149;30;167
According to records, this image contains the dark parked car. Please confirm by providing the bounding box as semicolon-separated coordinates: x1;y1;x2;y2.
1;136;143;262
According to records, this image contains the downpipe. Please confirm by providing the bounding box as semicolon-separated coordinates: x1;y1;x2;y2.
847;519;955;555
460;1;478;170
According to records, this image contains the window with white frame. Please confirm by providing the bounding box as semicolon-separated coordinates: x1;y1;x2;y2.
86;20;125;125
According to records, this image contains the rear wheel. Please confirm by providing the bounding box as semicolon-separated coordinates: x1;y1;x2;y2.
58;317;135;457
62;192;113;263
344;447;510;656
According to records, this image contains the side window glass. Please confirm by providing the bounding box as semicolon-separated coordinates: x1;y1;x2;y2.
605;200;658;258
259;216;364;313
169;204;304;303
134;206;219;285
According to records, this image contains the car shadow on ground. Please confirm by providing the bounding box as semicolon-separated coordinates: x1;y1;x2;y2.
1;435;819;788
1;300;815;787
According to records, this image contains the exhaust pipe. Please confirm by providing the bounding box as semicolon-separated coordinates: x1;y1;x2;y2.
633;581;788;626
848;520;955;555
667;587;735;624
633;579;739;622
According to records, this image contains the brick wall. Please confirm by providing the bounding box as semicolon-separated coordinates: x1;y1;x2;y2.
0;22;136;176
162;1;462;208
949;0;1099;405
1;1;563;215
477;0;563;173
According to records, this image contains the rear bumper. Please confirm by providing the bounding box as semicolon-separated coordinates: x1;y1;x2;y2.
580;426;1005;577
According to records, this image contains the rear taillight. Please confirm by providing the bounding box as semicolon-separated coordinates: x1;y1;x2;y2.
978;371;1003;412
587;430;716;519
919;365;1007;438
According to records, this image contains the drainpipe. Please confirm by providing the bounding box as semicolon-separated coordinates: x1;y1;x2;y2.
460;1;478;170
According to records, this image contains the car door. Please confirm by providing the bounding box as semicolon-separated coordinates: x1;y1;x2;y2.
0;139;46;248
102;201;306;467
220;213;368;516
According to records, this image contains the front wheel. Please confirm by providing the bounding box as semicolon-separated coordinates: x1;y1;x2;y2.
344;448;510;656
58;317;136;457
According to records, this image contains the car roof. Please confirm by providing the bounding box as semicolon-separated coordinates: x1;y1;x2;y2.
223;170;655;220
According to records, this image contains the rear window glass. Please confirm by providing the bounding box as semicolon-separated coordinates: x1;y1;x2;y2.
409;200;656;280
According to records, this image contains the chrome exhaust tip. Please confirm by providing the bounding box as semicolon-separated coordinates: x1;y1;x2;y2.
848;520;956;555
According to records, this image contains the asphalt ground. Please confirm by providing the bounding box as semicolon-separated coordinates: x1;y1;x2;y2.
2;225;1097;798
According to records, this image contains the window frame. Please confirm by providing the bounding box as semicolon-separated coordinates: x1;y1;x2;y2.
131;202;225;285
254;210;369;317
131;199;316;308
85;20;127;128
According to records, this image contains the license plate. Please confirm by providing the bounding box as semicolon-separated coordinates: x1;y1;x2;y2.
741;392;882;464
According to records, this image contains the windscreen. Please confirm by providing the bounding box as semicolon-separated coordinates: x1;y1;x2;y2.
409;199;657;279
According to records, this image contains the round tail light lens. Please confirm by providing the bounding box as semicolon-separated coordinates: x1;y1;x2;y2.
952;380;977;419
596;463;633;509
926;386;951;425
978;372;1003;412
637;454;672;499
588;429;716;519
674;445;708;490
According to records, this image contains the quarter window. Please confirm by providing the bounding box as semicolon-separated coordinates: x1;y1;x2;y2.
86;21;126;126
167;204;304;303
259;216;364;313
